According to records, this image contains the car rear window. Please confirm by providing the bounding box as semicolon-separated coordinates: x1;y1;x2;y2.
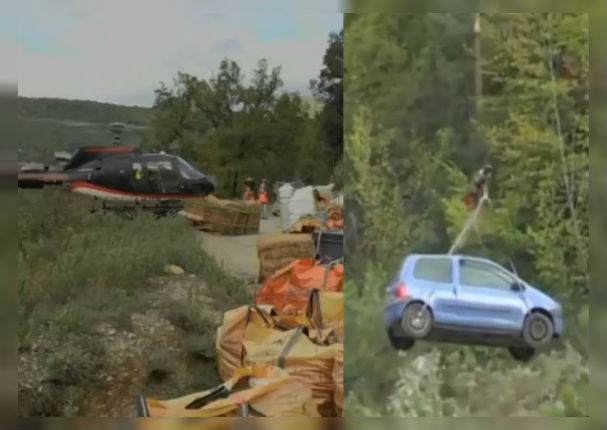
413;257;453;283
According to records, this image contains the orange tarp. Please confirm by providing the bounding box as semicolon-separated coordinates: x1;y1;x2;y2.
255;258;343;312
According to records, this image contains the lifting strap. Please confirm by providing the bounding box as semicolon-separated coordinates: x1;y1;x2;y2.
448;189;490;255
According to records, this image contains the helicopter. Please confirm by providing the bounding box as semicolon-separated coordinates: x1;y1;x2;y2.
18;145;217;217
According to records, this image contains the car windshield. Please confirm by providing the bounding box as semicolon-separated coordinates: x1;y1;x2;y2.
176;157;205;180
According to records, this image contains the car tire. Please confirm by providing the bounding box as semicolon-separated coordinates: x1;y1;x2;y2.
508;346;535;362
388;331;415;351
401;302;432;339
522;312;554;348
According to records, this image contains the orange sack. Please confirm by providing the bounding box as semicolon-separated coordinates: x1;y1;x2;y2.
255;258;343;312
216;292;343;382
143;364;318;417
242;324;342;416
214;305;342;416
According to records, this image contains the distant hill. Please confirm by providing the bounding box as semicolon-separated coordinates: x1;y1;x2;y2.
18;97;154;162
19;97;153;126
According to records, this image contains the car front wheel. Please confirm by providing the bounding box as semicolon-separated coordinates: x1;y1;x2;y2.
508;346;535;362
522;312;554;348
401;302;432;339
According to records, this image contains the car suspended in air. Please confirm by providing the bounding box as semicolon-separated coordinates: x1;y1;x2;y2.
383;254;563;361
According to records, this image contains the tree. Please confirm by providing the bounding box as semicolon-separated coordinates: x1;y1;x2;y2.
311;30;343;166
151;57;332;197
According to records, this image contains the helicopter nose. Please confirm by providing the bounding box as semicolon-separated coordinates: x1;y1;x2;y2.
190;177;215;194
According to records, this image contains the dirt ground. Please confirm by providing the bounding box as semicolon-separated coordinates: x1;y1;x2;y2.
198;216;283;281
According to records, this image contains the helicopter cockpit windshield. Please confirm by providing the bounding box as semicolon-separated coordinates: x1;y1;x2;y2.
176;157;205;180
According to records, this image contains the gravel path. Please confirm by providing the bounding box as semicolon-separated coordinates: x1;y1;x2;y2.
198;216;283;281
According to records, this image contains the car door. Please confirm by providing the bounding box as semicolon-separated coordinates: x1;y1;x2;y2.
408;256;460;326
454;258;526;332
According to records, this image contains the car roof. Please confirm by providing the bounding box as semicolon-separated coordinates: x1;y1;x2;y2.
405;254;495;263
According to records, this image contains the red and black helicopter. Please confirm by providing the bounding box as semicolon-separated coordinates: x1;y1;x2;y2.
18;146;216;217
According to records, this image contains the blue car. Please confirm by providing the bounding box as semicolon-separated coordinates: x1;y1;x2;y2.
384;254;563;361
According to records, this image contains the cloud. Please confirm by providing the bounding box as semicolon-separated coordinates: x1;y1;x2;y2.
13;1;342;106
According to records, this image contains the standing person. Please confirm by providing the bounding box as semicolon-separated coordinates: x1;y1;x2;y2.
463;164;493;210
242;177;256;201
258;178;269;218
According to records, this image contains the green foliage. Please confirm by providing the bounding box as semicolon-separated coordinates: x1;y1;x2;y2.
344;13;588;417
311;30;344;165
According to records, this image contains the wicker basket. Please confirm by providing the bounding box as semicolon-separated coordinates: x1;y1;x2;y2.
185;196;261;235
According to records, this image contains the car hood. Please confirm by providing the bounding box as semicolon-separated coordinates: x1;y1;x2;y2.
524;284;561;310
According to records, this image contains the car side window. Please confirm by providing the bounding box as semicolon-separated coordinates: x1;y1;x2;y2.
413;257;453;283
459;259;514;290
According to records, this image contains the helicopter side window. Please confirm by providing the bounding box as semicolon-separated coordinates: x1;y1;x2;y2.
146;161;181;184
176;157;205;180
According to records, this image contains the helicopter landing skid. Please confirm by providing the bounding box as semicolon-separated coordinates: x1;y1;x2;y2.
91;199;184;219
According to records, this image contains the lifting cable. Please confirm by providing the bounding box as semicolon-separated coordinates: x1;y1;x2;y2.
448;188;491;255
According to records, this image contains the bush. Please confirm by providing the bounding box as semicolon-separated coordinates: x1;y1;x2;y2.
18;189;251;416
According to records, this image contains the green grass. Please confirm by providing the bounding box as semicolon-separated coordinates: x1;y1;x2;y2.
18;189;251;416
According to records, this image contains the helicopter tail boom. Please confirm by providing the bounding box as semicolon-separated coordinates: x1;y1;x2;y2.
18;172;68;189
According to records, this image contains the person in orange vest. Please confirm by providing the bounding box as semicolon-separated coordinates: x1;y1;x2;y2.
258;178;269;219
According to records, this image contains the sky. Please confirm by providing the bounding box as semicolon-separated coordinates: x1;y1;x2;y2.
4;1;342;107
